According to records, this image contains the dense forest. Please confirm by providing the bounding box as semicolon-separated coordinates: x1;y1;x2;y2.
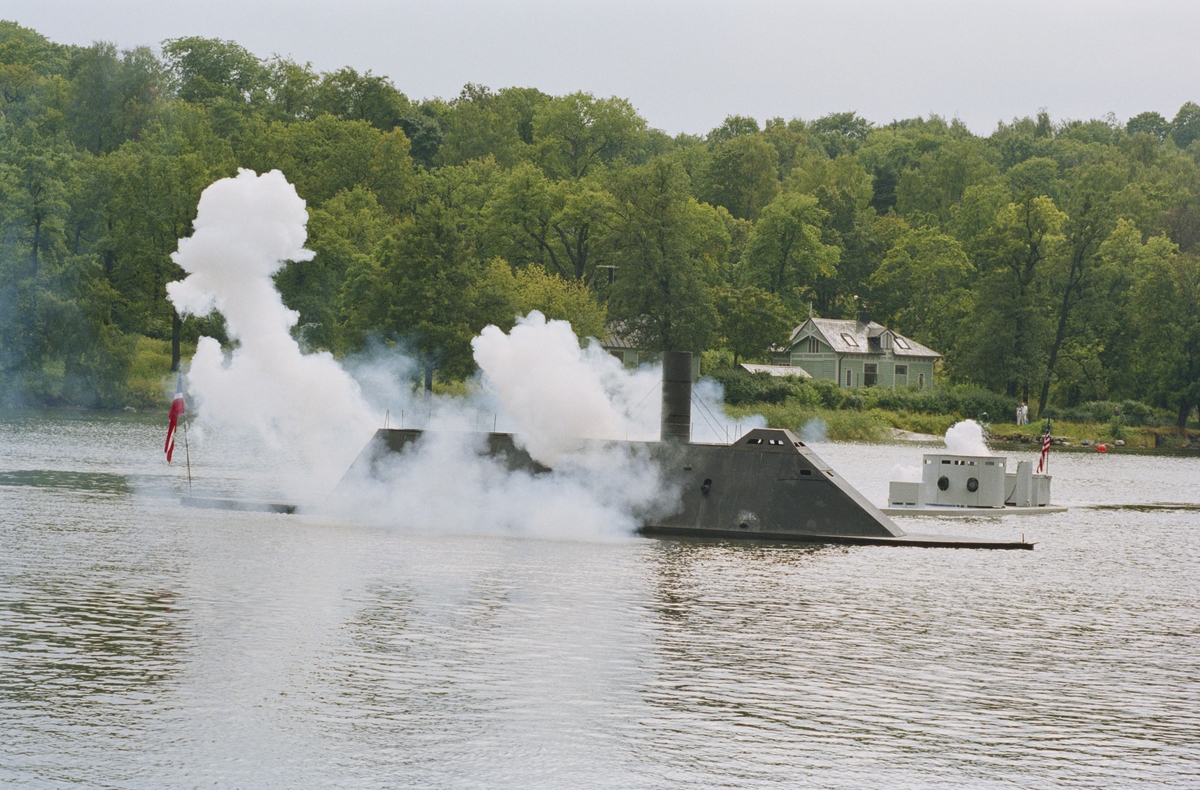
1;21;1198;428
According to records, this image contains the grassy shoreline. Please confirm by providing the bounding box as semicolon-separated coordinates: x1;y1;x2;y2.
10;396;1200;454
724;402;1200;451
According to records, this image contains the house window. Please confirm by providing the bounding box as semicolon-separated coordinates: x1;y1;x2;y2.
895;365;908;375
845;369;854;387
864;363;878;387
918;372;925;389
894;337;911;350
808;336;820;353
841;333;859;347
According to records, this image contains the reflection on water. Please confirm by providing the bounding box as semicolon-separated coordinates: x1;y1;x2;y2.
0;469;131;494
0;583;184;705
1088;502;1200;512
1;411;1198;788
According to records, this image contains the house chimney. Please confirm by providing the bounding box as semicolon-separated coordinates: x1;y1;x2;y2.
857;309;871;326
660;351;692;443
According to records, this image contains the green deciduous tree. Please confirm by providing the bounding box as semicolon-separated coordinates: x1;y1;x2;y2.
65;43;164;153
105;105;236;351
278;185;396;352
895;138;999;226
740;192;838;313
713;285;791;366
481;163;613;282
1126;111;1170;140
239;114;416;213
807;111;873;157
1128;236;1200;428
533;92;647;179
436;84;547;168
311;67;410;131
605;159;727;352
786;154;879;314
695;134;780;220
161;36;266;106
342;198;479;382
965;195;1068;397
1170;102;1200;150
870;226;974;356
1035;163;1125;415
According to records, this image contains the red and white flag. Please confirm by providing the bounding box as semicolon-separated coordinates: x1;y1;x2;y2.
165;375;185;464
1036;418;1052;474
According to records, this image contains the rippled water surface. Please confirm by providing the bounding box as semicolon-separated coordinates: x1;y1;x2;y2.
2;411;1198;788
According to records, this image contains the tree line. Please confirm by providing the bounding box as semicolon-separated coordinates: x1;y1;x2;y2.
1;21;1198;427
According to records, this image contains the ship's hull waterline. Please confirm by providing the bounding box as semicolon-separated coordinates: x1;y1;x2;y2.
337;427;1034;550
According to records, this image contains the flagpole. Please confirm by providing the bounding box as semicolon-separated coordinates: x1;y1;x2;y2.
184;418;193;495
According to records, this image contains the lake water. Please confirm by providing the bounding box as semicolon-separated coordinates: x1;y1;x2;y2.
1;411;1198;788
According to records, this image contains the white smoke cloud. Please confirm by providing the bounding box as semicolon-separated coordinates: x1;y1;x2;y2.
471;312;666;464
944;419;991;456
167;169;379;496
167;171;769;539
471;312;764;462
324;314;684;539
888;464;922;483
691;377;767;444
800;417;828;444
326;430;676;542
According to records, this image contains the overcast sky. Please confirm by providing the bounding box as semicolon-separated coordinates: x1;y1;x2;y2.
6;1;1198;136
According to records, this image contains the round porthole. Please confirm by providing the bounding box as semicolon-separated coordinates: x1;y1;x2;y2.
937;476;949;491
966;477;979;492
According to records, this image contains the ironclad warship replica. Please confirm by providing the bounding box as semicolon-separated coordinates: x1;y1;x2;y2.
338;352;1033;549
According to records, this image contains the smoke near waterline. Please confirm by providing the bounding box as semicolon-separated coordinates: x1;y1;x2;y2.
888;419;993;485
167;169;758;539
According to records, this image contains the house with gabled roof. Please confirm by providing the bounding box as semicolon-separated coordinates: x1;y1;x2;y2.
601;320;702;379
771;311;941;389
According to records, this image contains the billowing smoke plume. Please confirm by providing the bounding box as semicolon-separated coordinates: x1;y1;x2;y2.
168;170;759;538
167;170;378;494
473;313;656;464
944;419;991;456
318;314;682;539
471;313;762;457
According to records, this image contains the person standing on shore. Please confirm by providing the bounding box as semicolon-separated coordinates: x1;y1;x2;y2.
1016;402;1029;425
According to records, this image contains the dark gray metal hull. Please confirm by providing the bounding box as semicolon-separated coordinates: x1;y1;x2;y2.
338;427;1033;550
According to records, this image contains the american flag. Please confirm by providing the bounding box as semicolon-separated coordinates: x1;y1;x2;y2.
1036;418;1052;474
165;374;185;463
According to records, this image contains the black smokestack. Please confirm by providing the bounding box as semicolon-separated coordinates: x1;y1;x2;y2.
660;351;692;443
